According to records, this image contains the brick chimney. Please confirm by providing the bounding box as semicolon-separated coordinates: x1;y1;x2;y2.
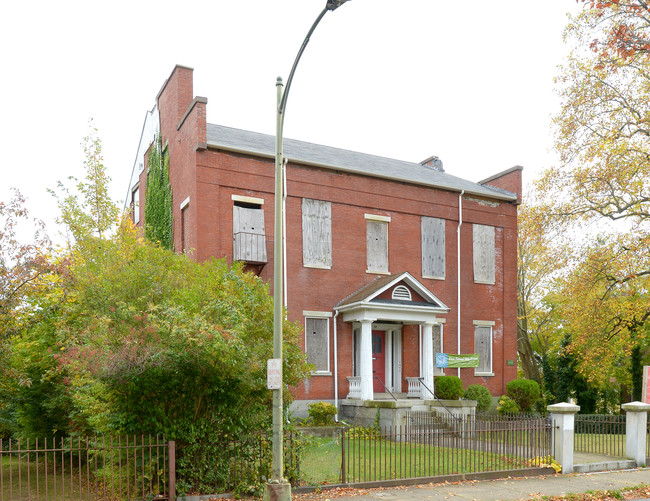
420;155;444;172
157;65;194;139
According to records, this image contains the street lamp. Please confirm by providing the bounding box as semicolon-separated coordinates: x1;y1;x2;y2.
266;2;350;501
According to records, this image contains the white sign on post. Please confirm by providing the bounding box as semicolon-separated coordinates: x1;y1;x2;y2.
267;359;282;390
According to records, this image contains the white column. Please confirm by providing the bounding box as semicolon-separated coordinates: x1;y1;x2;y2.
548;402;580;474
421;322;435;400
621;401;650;466
358;319;375;401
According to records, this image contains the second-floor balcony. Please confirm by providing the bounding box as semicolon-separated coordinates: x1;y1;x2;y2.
233;231;268;264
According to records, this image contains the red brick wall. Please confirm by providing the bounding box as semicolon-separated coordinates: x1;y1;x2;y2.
149;67;519;402
480;166;523;205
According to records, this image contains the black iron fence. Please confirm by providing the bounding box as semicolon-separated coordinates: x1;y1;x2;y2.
3;411;643;498
298;413;554;486
574;414;626;458
0;435;171;501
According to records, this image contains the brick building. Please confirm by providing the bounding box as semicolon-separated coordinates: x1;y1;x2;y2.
128;65;522;416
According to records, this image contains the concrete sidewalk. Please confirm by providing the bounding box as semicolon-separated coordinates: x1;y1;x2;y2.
296;468;650;500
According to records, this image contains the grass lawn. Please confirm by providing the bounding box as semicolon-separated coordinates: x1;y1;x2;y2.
1;455;86;501
573;433;625;456
0;455;153;501
298;436;552;485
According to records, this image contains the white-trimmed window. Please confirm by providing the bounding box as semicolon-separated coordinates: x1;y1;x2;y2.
421;216;445;279
232;195;267;263
366;214;390;274
474;321;495;376
304;312;332;374
132;186;140;224
473;224;495;284
302;199;332;268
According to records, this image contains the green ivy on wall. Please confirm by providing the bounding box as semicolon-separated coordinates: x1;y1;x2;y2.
144;134;173;250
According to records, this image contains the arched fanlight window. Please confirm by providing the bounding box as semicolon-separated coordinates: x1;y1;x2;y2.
392;285;412;301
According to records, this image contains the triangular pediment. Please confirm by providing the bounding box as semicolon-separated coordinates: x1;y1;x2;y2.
335;272;449;323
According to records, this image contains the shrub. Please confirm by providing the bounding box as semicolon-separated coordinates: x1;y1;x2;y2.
506;379;541;413
307;402;337;426
434;376;463;400
464;384;492;412
497;395;520;415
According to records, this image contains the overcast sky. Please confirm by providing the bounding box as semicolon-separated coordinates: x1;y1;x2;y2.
1;1;581;236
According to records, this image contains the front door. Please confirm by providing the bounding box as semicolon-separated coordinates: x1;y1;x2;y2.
372;330;385;392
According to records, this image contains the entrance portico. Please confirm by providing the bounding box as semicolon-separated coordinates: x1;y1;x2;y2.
336;272;449;401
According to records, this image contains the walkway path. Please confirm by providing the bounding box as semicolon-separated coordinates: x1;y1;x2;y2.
293;468;650;500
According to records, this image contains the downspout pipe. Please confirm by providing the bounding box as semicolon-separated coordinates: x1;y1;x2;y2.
333;310;339;421
457;190;464;378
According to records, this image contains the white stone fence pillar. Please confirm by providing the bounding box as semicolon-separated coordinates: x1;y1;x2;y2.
548;402;580;474
621;401;650;466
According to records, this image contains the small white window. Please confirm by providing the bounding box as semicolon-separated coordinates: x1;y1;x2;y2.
305;316;330;374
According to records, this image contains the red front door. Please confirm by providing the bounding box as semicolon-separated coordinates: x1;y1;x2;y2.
372;330;385;392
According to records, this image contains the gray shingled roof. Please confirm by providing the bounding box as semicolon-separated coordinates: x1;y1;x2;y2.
206;123;516;202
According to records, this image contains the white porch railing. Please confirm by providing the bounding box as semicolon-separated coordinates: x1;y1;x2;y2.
406;377;421;398
346;376;362;399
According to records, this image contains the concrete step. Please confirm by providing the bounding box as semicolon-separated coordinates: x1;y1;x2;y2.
573;460;637;473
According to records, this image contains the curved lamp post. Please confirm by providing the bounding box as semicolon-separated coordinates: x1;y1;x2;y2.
267;1;350;500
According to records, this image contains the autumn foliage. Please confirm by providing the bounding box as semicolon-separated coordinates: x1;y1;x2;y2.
517;0;650;400
1;221;309;440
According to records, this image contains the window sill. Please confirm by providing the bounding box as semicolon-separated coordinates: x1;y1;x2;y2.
366;270;390;275
303;264;332;270
474;280;496;285
311;371;332;376
474;372;495;377
423;275;445;281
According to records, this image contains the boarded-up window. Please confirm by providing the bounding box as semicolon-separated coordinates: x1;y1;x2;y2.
233;204;267;263
422;217;445;278
367;220;388;273
306;317;329;373
473;224;495;284
302;199;332;268
432;324;444;375
474;324;493;375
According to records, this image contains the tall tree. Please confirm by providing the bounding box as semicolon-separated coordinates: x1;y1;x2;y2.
537;2;650;381
0;190;55;438
517;191;572;383
2;222;309;438
0;189;52;338
580;0;650;61
552;235;649;384
50;119;120;243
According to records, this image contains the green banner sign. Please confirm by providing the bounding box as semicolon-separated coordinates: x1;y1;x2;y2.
435;353;480;368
